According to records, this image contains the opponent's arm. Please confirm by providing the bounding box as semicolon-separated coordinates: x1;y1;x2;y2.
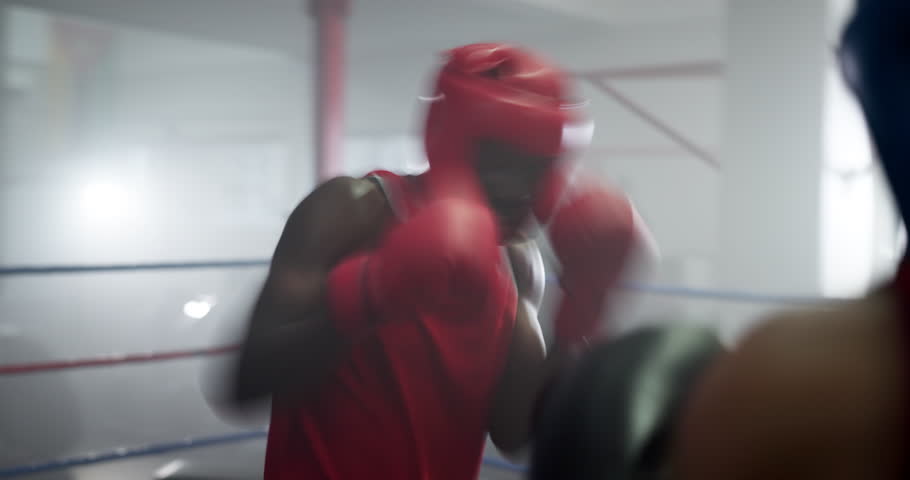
230;176;392;406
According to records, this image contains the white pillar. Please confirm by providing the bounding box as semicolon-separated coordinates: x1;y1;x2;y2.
717;0;832;297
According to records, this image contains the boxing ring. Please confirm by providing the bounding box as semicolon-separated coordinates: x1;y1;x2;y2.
0;1;860;478
0;39;836;480
0;257;840;478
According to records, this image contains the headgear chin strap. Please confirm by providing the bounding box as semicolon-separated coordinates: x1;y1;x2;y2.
422;43;592;206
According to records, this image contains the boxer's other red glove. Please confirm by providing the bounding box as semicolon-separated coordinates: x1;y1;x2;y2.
328;198;508;340
548;185;638;348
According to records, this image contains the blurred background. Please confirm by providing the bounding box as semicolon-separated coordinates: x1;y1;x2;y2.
0;0;901;479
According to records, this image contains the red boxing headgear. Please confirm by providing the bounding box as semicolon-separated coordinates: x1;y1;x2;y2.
422;43;593;209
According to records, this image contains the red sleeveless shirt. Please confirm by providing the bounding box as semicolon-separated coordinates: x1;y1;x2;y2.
263;171;518;480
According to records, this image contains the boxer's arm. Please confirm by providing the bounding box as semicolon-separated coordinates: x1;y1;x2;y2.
672;298;906;479
488;241;571;457
670;312;842;480
230;176;392;406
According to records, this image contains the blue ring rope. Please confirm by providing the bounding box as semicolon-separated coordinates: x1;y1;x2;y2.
0;430;526;478
0;430;268;478
0;259;836;305
623;281;832;305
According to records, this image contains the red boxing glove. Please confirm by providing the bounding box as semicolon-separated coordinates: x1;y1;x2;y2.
375;198;507;319
327;198;508;340
548;185;638;347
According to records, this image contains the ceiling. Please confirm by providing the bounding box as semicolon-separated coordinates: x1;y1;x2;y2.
10;0;725;61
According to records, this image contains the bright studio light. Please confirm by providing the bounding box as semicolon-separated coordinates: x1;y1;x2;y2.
80;181;130;220
154;459;186;479
183;296;217;320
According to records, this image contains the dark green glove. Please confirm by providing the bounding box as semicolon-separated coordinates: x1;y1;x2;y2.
531;325;723;480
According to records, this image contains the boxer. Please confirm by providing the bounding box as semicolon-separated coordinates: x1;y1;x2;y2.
227;44;650;479
672;3;909;479
532;0;910;480
532;2;910;479
676;0;910;480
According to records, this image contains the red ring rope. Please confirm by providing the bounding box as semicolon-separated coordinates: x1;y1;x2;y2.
0;344;240;375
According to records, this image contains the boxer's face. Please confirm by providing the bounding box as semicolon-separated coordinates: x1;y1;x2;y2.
474;140;553;241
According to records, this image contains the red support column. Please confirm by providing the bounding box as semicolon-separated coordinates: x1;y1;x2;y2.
0;1;6;163
309;0;349;181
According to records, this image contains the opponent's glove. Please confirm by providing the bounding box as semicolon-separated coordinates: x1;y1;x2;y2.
531;325;724;479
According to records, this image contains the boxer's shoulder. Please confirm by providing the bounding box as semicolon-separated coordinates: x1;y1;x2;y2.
744;293;903;380
362;171;425;218
295;176;391;228
672;312;821;477
738;296;902;422
276;176;394;266
674;294;906;478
